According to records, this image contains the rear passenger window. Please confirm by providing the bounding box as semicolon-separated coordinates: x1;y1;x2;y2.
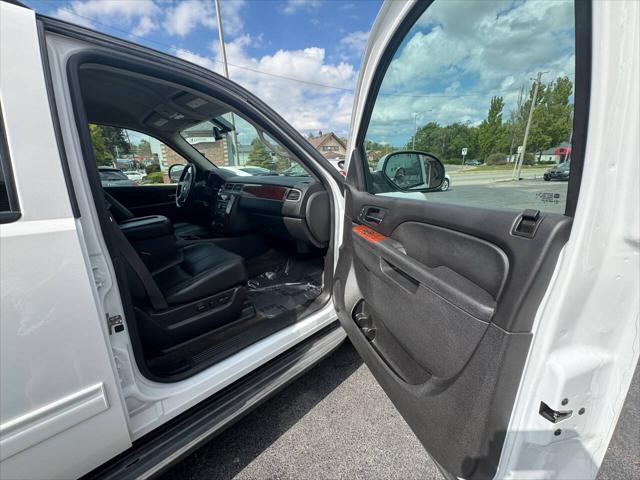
89;124;187;187
362;0;576;214
0;116;20;223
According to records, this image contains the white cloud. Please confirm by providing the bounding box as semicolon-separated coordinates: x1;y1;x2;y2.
174;37;357;135
340;30;369;57
163;0;246;37
162;0;215;37
53;0;160;33
135;16;157;36
283;0;322;15
368;0;577;143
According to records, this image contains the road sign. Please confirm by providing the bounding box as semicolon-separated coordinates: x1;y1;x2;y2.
461;148;468;156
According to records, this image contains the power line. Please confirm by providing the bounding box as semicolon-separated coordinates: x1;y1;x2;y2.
36;0;575;99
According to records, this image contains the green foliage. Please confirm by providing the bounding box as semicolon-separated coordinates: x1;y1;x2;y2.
477;96;509;160
407;121;478;163
136;139;152;159
515;76;573;154
522;153;536;166
89;124;113;167
98;125;131;159
396;76;574;166
145;172;164;184
145;163;160;174
486;153;507;165
247;138;274;169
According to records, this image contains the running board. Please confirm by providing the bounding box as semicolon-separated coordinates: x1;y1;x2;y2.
84;322;344;480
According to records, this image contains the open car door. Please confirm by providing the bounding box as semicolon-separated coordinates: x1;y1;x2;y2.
333;1;639;479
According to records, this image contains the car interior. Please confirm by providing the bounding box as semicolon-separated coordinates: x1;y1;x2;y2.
77;63;332;381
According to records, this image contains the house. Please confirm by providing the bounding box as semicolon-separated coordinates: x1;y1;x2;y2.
162;127;230;167
308;131;347;160
508;141;572;164
539;141;572;163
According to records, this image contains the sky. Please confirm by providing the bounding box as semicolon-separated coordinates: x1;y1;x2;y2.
25;0;575;146
25;0;382;139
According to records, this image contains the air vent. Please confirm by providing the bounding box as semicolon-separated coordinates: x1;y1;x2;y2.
233;184;243;191
286;189;301;201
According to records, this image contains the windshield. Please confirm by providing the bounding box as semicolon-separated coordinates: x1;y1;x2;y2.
180;114;310;177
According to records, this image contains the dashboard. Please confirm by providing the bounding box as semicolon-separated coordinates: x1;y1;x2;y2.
204;173;330;247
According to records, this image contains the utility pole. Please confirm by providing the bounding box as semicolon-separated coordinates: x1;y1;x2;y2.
214;0;239;166
513;71;546;180
412;113;418;150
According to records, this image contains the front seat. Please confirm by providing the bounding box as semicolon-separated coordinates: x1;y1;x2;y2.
109;214;247;350
104;190;210;239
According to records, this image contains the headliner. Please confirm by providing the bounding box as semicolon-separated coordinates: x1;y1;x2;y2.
78;64;230;141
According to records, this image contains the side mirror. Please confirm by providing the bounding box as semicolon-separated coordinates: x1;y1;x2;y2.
168;164;185;183
380;151;445;192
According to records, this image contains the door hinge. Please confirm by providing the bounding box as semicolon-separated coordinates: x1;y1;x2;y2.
107;314;124;335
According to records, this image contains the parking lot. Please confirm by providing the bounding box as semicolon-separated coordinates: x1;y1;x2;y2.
432;167;568;214
161;341;638;480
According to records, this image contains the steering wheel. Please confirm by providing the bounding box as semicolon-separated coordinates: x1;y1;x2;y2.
175;163;196;208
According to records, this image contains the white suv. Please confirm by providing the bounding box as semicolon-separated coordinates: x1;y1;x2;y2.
1;1;638;479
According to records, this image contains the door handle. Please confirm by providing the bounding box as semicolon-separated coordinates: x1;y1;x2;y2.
361;206;385;225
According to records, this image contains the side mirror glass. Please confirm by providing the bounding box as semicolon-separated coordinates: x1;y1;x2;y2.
380;151;445;192
168;164;185;183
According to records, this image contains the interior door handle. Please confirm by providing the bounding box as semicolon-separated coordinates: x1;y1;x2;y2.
365;213;383;224
361;207;385;225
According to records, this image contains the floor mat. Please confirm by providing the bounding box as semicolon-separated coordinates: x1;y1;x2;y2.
247;255;323;318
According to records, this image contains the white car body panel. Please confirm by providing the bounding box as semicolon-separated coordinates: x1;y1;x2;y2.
0;0;637;478
496;1;639;477
0;4;131;479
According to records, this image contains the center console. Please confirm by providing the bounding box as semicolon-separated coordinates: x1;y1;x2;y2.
212;189;237;234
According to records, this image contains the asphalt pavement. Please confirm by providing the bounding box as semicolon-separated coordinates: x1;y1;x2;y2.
161;341;639;480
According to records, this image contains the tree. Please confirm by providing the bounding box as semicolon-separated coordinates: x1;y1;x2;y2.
510;76;574;155
89;124;113;166
136;139;152;159
99;126;130;159
477;96;508;160
247;138;273;168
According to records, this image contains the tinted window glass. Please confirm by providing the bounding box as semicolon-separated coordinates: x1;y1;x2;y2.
181;114;310;177
362;0;576;214
89;124;189;186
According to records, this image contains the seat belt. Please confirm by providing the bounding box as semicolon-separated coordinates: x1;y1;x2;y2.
107;215;169;310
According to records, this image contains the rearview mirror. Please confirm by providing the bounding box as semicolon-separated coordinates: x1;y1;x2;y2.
380;151;445;192
168;164;185;183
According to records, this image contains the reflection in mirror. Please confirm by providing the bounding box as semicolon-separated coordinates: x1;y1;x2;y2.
169;163;185;183
378;151;444;191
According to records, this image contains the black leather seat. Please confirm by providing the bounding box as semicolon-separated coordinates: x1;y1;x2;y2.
110;213;248;350
153;243;246;305
173;222;210;238
104;190;209;239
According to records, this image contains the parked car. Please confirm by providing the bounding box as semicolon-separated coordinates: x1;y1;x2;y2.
543;161;570;181
123;170;145;182
0;2;636;480
465;159;482;166
98;166;138;187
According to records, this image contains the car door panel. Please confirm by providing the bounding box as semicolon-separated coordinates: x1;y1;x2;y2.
333;184;572;478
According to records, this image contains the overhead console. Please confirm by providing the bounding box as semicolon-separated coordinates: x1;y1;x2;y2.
213;176;330;248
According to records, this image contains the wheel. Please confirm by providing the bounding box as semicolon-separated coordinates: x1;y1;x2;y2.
543;176;550;181
440;178;450;191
